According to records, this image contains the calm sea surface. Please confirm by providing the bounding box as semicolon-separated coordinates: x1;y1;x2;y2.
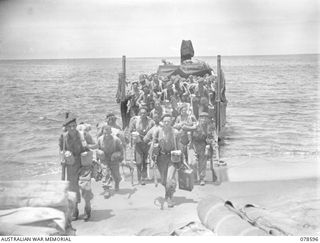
0;54;319;179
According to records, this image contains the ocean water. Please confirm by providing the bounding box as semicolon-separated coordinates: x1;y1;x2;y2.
0;54;319;180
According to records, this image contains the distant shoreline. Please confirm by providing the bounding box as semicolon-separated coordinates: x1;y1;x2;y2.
0;53;319;62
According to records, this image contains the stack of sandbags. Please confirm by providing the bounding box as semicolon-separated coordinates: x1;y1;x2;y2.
197;196;268;236
0;181;76;236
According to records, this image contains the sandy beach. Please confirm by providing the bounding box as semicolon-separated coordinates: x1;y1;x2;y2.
31;157;320;236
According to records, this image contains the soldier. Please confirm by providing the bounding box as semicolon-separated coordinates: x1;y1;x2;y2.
127;81;142;117
105;113;122;130
149;100;163;120
173;103;197;162
137;85;154;113
59;114;94;221
192;78;209;119
128;106;155;185
150;74;162;96
182;112;216;186
152;114;181;207
98;124;124;191
143;112;162;144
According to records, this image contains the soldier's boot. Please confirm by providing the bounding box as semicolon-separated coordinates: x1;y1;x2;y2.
200;179;205;186
72;204;79;221
137;167;146;185
137;166;142;184
167;194;175;208
84;202;91;222
164;190;169;200
115;181;120;191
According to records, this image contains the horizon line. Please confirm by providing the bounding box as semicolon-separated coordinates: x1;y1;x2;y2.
0;52;318;61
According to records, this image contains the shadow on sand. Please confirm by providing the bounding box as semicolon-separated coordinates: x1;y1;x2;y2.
173;196;198;206
154;196;197;210
116;187;138;199
100;187;138;199
90;209;115;222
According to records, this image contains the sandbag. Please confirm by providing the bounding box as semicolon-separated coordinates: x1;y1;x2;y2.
0;191;69;210
0;223;60;236
0;207;66;234
197;196;268;236
0;180;69;191
0;181;72;214
0;181;76;236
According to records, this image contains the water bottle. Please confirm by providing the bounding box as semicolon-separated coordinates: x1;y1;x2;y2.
205;144;210;157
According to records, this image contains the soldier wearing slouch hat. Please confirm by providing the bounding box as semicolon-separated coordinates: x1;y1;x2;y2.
59;113;94;221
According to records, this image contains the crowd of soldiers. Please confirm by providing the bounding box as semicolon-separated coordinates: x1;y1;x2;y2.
120;72;225;127
59;72;222;222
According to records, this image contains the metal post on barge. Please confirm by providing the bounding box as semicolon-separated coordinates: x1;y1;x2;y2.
122;55;126;81
216;55;221;136
214;55;226;167
117;55;130;128
116;55;126;104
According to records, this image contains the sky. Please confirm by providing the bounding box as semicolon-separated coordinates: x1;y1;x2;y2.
0;0;319;59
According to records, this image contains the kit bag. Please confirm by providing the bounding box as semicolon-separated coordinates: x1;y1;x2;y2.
80;150;93;166
131;131;141;143
96;149;106;162
62;135;75;166
178;162;194;191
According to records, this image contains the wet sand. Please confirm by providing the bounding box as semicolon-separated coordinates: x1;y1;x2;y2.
32;157;320;236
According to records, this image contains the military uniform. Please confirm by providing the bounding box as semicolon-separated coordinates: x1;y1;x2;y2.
98;134;123;190
192;80;209;119
191;113;215;184
174;112;197;162
129;115;155;183
59;130;94;220
153;126;181;204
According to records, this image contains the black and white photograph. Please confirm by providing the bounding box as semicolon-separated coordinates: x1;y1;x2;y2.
0;0;319;239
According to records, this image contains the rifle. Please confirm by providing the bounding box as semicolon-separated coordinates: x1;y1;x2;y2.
130;136;135;186
213;131;220;164
60;133;66;181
